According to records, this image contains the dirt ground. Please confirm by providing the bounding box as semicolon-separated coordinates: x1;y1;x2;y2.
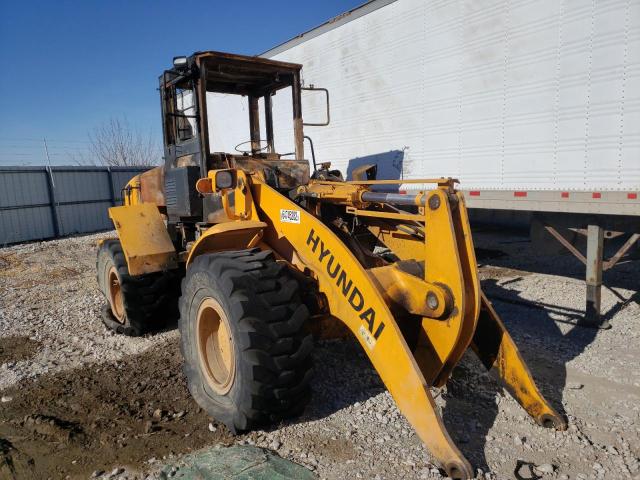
0;339;233;479
0;229;638;480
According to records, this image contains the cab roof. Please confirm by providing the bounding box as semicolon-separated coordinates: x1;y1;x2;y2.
166;50;303;96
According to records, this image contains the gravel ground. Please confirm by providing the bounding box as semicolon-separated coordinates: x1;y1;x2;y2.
0;229;638;480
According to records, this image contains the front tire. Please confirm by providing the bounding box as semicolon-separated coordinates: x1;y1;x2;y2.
179;249;313;432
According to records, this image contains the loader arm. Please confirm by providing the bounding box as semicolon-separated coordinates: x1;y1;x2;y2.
252;179;474;478
248;177;565;479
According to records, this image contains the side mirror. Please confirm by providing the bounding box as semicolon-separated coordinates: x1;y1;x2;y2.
302;85;330;126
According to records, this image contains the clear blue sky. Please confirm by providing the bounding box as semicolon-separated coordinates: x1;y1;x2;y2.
0;0;362;165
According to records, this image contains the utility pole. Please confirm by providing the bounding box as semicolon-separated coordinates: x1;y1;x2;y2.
43;137;61;236
43;137;54;186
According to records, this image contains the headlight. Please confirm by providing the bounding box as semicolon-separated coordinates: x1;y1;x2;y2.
215;171;234;189
173;56;188;69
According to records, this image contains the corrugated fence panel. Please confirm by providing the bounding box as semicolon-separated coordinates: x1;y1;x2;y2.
58;201;113;236
0;168;54;245
0;206;55;245
0;169;50;207
0;166;150;246
53;169;112;203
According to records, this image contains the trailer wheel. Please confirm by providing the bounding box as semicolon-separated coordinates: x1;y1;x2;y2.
179;249;313;432
96;239;179;336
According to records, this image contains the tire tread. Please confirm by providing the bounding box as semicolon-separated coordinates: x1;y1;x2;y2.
178;248;313;432
96;239;179;336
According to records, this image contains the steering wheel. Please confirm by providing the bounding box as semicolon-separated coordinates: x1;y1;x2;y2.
234;140;270;154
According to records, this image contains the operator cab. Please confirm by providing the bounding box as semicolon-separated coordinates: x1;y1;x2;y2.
160;51;314;223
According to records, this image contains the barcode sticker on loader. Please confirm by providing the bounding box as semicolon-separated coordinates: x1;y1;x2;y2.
358;325;377;349
280;209;301;224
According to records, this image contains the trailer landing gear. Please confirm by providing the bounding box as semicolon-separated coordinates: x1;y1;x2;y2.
543;223;639;328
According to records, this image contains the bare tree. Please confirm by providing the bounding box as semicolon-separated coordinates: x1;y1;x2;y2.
82;117;159;167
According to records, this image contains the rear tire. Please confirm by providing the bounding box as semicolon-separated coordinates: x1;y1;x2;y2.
179;249;313;432
96;239;179;336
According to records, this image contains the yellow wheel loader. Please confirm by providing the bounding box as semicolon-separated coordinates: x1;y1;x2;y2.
97;51;566;479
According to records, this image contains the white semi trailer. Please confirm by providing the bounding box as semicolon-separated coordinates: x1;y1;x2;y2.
244;0;639;326
263;0;639;209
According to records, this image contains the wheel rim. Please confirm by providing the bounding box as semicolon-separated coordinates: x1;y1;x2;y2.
107;266;125;323
196;297;236;395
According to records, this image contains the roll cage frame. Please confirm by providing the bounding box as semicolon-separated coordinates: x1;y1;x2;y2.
159;51;306;178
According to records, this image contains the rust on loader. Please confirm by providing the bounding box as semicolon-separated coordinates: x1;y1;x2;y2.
96;50;566;479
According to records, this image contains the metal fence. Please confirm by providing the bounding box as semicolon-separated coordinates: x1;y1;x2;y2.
0;166;150;246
